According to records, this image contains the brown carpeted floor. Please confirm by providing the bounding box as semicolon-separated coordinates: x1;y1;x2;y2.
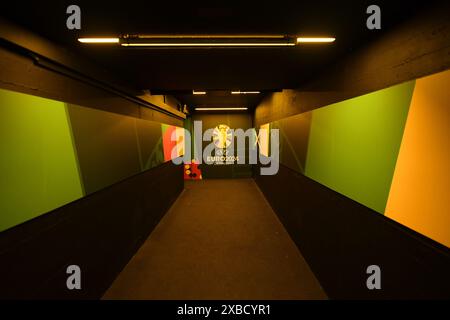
103;179;327;300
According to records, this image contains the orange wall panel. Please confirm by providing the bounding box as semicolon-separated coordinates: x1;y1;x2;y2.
385;69;450;247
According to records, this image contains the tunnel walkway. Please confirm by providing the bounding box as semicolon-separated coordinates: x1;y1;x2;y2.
103;179;327;299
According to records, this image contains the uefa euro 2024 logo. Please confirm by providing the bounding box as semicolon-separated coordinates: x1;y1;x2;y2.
170;121;279;175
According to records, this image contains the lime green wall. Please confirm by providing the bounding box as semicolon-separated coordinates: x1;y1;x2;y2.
304;81;415;213
0;89;84;231
67;104;143;195
135;119;164;170
271;111;313;174
0;88;181;232
67;104;166;194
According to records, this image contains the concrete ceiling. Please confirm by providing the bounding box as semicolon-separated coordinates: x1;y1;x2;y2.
1;0;439;109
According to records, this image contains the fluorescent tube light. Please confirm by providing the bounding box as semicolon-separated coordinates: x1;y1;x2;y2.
78;38;119;43
231;91;261;94
136;35;286;39
195;107;248;111
193;90;207;95
77;35;336;47
121;42;295;47
121;35;295;47
296;37;336;43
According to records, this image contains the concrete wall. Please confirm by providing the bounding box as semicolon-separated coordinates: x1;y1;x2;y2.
254;3;450;127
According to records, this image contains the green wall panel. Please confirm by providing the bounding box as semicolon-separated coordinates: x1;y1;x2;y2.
0;89;183;232
67;104;143;195
135;119;164;171
304;81;415;213
0;89;83;232
275;111;313;174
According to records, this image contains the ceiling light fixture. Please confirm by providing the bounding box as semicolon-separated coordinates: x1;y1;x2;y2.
78;35;336;47
137;35;286;39
121;42;295;47
120;34;296;47
195;107;248;111
78;38;120;43
296;37;336;43
193;90;207;95
231;91;261;94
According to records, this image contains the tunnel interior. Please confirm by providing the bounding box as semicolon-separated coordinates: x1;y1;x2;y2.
0;1;449;300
